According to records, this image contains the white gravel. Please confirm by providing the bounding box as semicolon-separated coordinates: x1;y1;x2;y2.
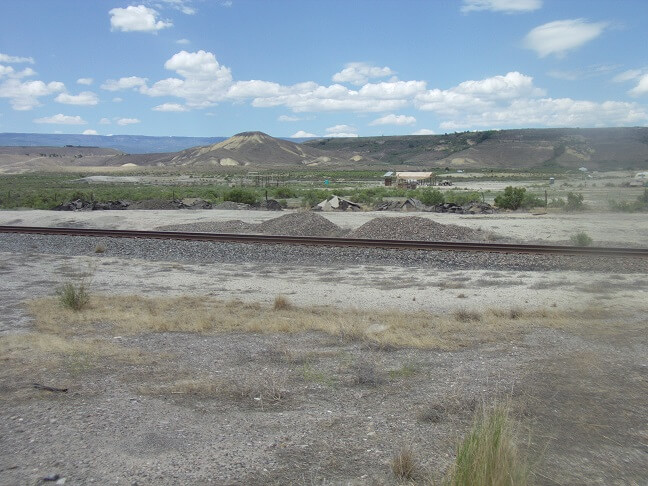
1;208;646;246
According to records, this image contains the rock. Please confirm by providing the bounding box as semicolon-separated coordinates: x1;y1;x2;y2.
256;199;283;211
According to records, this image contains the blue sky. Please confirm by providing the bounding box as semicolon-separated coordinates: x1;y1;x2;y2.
1;0;647;138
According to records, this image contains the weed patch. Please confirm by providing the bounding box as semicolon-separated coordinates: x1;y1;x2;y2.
446;403;530;486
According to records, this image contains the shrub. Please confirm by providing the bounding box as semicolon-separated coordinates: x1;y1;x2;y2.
272;186;297;199
300;189;330;207
570;231;593;247
417;188;444;206
57;281;90;311
447;404;530;486
391;446;419;481
565;192;585;211
608;190;648;212
548;197;565;208
223;188;258;205
494;186;526;210
444;190;483;206
273;295;292;310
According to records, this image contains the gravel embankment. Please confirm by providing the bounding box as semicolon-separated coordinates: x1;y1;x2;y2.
1;233;646;273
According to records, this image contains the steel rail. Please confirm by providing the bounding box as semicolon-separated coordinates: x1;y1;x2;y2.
1;225;646;257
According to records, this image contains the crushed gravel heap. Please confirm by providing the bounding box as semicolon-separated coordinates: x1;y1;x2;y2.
128;199;180;210
256;212;343;237
158;212;344;237
349;216;485;241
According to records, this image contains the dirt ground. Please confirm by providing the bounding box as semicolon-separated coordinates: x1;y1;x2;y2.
1;211;647;485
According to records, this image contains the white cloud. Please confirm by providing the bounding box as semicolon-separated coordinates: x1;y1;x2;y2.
164;50;228;79
55;91;99;105
138;50;423;114
158;0;196;15
141;50;232;108
176;38;190;45
77;78;93;85
34;113;87;125
415;72;543;114
0;65;36;79
152;102;188;111
461;0;541;13
221;1;233;7
612;69;644;83
332;62;395;86
628;74;648;97
113;97;123;102
325;124;358;137
249;81;418;113
369;114;416;126
109;5;172;33
278;115;300;122
116;117;141;125
82;129;98;135
0;79;65;110
524;19;608;58
327;132;358;138
547;64;617;81
412;129;436;135
358;80;426;99
0;53;34;64
99;118;111;124
326;124;356;133
291;130;318;138
439;98;647;130
101;76;148;91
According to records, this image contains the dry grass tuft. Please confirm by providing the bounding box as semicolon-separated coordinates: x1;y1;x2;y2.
446;402;530;486
391;446;419;481
144;373;289;406
453;308;482;323
26;295;632;350
273;295;293;310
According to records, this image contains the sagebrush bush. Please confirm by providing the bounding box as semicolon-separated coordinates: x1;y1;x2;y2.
570;231;593;247
57;282;90;311
565;192;585;211
223;188;258;205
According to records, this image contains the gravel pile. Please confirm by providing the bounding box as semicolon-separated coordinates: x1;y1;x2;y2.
256;212;343;237
128;199;181;210
212;201;251;210
349;216;486;241
157;212;344;236
1;233;645;273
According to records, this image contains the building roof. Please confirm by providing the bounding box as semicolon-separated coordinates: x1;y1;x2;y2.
396;171;434;179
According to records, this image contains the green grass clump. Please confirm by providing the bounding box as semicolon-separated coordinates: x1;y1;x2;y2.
447;404;530;486
570;231;593;247
56;282;90;311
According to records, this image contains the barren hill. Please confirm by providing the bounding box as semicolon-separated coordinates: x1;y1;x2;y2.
165;131;358;168
304;127;648;170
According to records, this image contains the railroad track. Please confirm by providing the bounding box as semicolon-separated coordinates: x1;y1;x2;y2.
1;225;647;258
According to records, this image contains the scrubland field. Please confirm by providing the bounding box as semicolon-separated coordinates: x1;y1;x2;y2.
1;167;647;485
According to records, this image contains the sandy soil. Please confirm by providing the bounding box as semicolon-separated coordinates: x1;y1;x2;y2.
1;208;647;246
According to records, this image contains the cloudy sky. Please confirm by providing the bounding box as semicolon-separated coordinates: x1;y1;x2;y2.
1;0;647;138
